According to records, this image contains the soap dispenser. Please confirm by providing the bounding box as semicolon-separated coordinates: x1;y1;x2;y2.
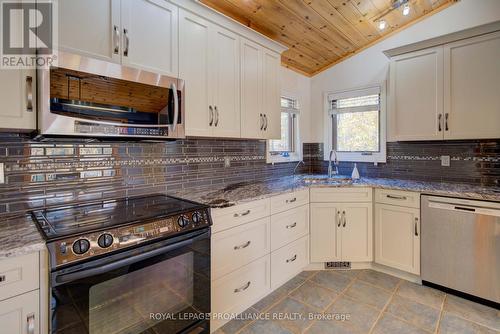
351;163;360;179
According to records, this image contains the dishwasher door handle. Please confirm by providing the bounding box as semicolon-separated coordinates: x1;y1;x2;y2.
428;201;500;217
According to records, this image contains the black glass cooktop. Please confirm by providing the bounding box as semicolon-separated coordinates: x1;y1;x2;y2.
31;195;206;240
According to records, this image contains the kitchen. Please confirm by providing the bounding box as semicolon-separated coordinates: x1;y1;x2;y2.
0;0;499;333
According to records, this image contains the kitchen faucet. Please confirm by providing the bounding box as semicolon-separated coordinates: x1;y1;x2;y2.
328;150;339;177
293;160;305;177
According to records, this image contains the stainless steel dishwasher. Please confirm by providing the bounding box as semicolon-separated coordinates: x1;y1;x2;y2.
421;195;500;304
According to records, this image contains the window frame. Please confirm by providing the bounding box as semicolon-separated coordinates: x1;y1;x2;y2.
323;84;387;163
267;94;302;164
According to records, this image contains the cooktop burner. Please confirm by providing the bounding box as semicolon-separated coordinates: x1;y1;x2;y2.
31;194;205;241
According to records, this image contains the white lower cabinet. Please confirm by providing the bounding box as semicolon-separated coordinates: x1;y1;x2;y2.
310;203;340;262
375;203;420;275
271;236;309;289
0;290;39;334
341;203;373;262
270;204;309;251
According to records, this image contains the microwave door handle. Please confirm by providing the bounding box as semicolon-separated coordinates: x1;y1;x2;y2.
54;231;208;284
170;82;179;132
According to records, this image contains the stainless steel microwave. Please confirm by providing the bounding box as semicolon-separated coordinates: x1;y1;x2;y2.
37;52;184;140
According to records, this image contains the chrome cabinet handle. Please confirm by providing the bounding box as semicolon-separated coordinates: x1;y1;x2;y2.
234;240;251;250
386;194;407;200
286;197;297;203
263;114;268;130
214;106;219;127
0;275;5;282
337;211;341;227
234;210;250;217
286;254;297;263
26;76;33;112
286;222;297;229
414;217;419;236
123;28;129;57
209;106;214;126
27;313;35;334
342;211;346;227
234;281;251;293
260;114;264;130
113;25;120;54
445;113;449;131
438;114;442;132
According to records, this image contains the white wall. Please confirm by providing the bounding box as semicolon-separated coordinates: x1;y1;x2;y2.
310;0;500;143
280;67;312;143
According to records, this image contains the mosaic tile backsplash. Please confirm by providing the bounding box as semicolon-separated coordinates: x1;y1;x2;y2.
0;133;498;217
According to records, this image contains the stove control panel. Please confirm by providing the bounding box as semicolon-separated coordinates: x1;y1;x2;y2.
48;209;211;268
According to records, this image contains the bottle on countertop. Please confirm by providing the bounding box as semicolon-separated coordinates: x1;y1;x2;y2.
351;163;360;179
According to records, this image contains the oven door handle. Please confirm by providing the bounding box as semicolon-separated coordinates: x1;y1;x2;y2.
54;235;198;284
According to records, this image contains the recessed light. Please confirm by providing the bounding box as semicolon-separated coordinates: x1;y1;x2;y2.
378;20;387;30
402;3;411;16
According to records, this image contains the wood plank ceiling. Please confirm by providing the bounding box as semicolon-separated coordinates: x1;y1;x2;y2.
200;0;458;76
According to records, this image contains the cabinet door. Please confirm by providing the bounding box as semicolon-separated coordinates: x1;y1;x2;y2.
240;38;263;139
0;290;39;334
121;0;178;77
388;47;444;141
340;203;373;262
262;49;281;139
375;204;420;275
211;26;241;138
179;9;212;137
443;31;500;140
0;70;36;130
310;203;340;262
57;0;121;63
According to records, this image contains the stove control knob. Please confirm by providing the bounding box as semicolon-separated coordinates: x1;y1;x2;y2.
177;215;189;228
72;239;90;255
192;211;202;225
97;233;114;248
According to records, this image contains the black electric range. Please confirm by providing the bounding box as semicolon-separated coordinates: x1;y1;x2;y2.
31;194;212;334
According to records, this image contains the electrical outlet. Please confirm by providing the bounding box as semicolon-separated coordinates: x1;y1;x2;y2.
441;155;450;167
224;157;231;168
0;163;4;184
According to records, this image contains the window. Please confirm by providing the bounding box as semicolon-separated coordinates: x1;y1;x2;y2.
267;96;301;163
325;85;386;163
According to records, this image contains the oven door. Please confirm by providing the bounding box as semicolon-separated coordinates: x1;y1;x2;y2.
50;229;210;334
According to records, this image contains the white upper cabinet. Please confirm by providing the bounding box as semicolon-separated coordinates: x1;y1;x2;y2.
262;49;281;139
121;0;178;76
0;70;36;131
388;46;444;141
180;9;211;137
57;0;121;63
240;38;264;139
443;31;500;140
58;0;178;76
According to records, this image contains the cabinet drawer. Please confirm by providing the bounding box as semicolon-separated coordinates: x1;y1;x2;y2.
270;189;309;214
271;205;309;251
375;189;420;208
271;236;309;289
0;289;39;334
211;198;270;233
310;187;372;203
212;217;270;280
212;255;270;322
0;253;39;301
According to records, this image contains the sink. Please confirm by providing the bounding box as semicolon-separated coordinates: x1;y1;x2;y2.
302;176;353;184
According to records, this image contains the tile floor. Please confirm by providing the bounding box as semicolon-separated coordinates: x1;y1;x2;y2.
214;269;500;334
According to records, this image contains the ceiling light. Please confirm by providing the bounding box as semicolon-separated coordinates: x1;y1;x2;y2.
402;3;411;16
378;20;387;30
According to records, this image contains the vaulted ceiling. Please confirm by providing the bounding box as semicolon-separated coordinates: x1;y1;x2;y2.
200;0;458;76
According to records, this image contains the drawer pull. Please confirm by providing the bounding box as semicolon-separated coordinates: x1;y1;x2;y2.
234;281;251;293
286;197;297;203
286;254;297;263
386;194;407;200
286;222;297;229
234;241;251;250
27;313;35;334
234;210;251;217
0;275;5;282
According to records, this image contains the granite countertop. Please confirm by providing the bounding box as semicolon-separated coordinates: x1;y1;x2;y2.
0;214;46;259
172;174;500;208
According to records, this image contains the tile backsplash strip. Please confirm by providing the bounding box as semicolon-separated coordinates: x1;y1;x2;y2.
0;134;305;218
305;141;499;186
